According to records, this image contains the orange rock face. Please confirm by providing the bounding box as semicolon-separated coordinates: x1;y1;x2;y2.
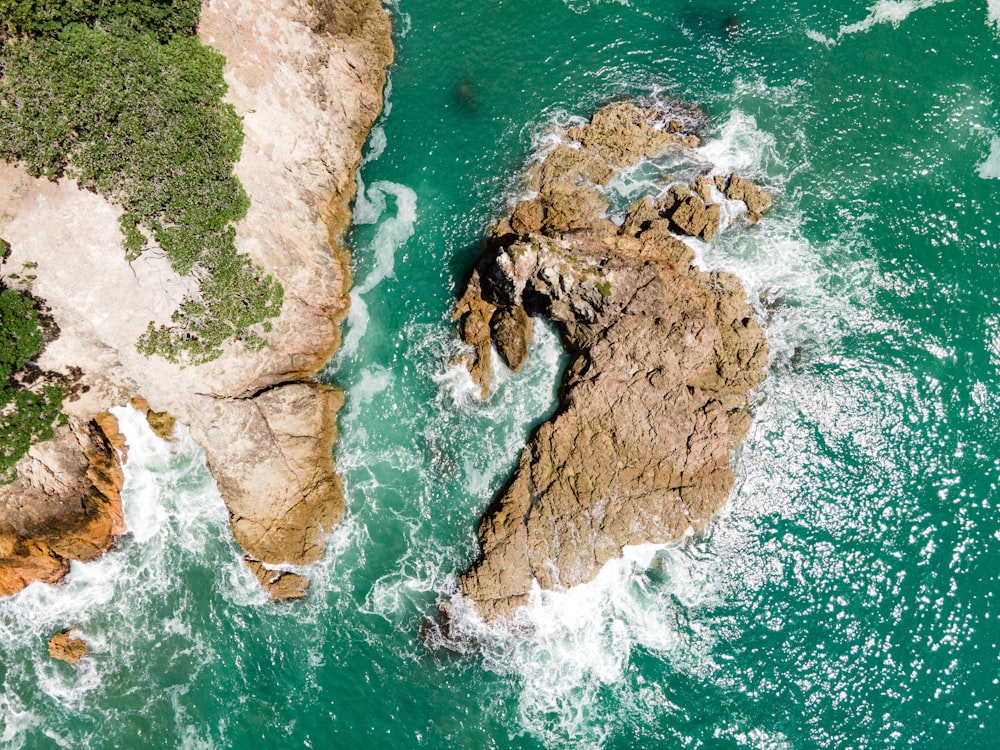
48;630;90;664
0;413;125;597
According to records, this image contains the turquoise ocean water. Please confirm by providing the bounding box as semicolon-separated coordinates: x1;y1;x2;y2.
2;0;999;747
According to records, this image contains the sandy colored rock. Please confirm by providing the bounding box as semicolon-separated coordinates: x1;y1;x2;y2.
452;101;771;623
244;556;309;601
453;270;497;397
723;173;774;225
662;185;722;241
202;382;345;565
565;100;704;168
0;0;393;598
48;630;89;664
510;199;544;235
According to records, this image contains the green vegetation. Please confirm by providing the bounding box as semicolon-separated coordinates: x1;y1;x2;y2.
0;1;282;364
0;0;200;43
0;282;65;483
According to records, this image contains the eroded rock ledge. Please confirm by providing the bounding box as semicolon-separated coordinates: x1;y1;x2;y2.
0;413;125;596
0;0;393;598
451;101;771;623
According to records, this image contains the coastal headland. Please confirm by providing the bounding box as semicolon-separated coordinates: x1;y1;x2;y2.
0;0;393;599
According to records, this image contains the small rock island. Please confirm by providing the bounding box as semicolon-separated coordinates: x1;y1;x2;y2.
451;101;772;623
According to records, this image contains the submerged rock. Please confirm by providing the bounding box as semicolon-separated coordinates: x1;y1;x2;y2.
48;630;89;664
451;100;772;623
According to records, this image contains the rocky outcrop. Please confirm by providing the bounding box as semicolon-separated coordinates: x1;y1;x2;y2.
451;101;771;623
0;0;393;596
48;630;89;664
0;413;125;597
130;398;176;441
243;555;309;601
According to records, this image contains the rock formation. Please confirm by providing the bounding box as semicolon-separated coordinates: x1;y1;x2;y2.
47;630;90;664
451;101;771;622
0;413;125;597
0;0;393;598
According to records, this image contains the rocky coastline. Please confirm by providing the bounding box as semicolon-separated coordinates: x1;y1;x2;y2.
450;101;772;623
0;0;393;599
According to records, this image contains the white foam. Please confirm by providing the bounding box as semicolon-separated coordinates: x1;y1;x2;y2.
0;405;241;734
985;315;1000;366
599;105;863;373
0;694;39;749
978;136;1000;179
811;0;953;44
359;181;417;294
339;181;418;360
430;98;903;744
806;28;835;45
696;110;780;179
437;540;728;747
990;0;1000;29
337;318;567;630
560;0;630;16
339;291;369;361
352;366;393;407
433;355;484;405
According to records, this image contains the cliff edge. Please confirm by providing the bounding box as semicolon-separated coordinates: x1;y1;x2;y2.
450;101;771;623
0;0;393;598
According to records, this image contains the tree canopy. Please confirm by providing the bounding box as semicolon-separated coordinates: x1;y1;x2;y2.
0;282;65;484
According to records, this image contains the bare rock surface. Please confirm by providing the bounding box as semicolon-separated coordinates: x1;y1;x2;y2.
452;101;771;623
244;555;309;601
0;0;393;596
48;630;90;664
0;413;125;597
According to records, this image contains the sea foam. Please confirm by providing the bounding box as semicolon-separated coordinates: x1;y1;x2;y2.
340;179;418;360
0;405;245;744
428;99;894;747
808;0;954;44
978;136;1000;179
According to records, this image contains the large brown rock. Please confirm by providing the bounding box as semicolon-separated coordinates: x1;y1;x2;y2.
244;555;309;601
718;173;774;225
452;101;771;623
491;305;533;372
48;630;89;664
662;185;722;241
0;414;125;596
197;382;345;566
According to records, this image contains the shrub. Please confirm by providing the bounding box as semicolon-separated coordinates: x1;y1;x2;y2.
0;4;282;364
0;284;66;483
0;0;201;42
